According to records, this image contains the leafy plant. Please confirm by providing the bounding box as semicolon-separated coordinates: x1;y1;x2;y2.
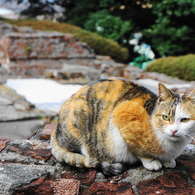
84;10;134;42
144;0;195;57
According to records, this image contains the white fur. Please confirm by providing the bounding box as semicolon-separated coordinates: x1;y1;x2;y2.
156;104;194;162
139;158;162;170
81;145;89;157
109;120;138;164
164;105;194;142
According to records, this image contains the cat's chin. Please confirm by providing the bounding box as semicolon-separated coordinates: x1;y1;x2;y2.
167;135;181;141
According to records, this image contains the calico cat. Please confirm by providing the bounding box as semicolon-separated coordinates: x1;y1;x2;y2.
51;78;195;175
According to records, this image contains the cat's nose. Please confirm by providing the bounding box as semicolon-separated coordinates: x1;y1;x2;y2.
170;130;178;135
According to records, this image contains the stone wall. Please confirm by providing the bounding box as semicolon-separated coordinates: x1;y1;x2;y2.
0;31;95;76
0;124;195;194
0;22;126;80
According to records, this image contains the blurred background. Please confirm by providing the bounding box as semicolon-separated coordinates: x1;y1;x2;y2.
0;0;194;139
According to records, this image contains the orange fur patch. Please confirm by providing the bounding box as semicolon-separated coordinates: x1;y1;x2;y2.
112;97;163;157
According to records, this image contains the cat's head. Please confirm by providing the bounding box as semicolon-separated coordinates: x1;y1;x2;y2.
152;83;195;142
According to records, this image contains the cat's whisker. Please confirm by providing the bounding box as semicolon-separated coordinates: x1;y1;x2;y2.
185;134;195;143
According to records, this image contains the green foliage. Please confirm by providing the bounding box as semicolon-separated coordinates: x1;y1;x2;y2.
144;0;195;57
130;55;151;69
146;54;195;81
84;10;134;42
1;19;129;62
16;0;195;58
63;0;155;60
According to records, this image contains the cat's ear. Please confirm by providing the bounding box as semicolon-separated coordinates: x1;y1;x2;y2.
158;83;173;101
187;89;195;99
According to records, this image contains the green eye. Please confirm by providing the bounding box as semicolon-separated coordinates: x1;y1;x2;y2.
180;118;190;123
162;115;170;121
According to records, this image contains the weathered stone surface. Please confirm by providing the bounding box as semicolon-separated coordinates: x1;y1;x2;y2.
14;176;54;195
0;21;129;80
137;172;195;195
121;166;164;186
0;105;45;121
0;26;96;77
8;146;51;161
0;137;12;152
0;32;94;60
0;139;51;164
53;179;80;195
178;156;195;180
40;123;57;140
0;163;56;195
0;124;195;195
61;170;97;186
0;84;49;122
0;21;19;39
81;181;135;195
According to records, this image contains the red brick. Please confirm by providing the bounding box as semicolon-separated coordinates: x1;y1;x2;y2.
137;172;195;195
7;146;52;161
61;170;97;185
53;179;80;195
0;137;12;152
107;171;129;184
14;177;54;195
81;181;134;195
40;124;57;140
179;159;195;180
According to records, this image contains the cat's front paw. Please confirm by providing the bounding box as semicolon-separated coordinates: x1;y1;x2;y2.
140;158;162;171
163;159;176;168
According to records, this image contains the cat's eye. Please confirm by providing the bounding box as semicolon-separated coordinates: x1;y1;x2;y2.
180;118;190;123
162;115;170;121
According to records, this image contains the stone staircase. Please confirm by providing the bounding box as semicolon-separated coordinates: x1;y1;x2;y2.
0;21;125;81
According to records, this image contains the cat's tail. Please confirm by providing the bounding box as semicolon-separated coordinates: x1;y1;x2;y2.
50;129;126;175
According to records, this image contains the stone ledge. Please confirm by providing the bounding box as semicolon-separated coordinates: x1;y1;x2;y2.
0;124;194;194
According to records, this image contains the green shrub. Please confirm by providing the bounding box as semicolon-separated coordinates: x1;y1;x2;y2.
84;10;133;42
1;18;129;62
146;54;195;81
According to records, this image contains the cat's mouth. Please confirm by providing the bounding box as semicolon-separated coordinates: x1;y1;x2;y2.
168;134;181;141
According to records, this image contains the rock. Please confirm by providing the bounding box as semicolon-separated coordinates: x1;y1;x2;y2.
137;172;195;195
0;105;43;121
0;163;56;195
0;21;129;80
0;84;51;122
39;124;57;140
0;124;194;194
0;29;96;77
0;97;12;105
0;137;12;152
0;22;19;39
124;65;145;80
121;167;164;186
83;181;134;195
0;65;10;84
53;179;80;195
